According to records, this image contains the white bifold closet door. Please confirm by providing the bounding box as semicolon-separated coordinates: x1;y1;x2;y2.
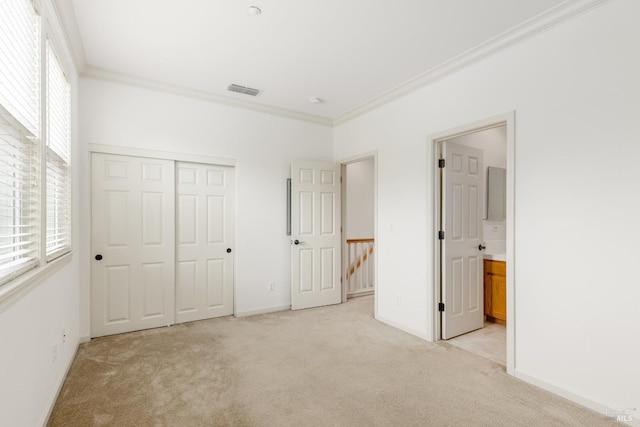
91;153;176;338
175;162;235;324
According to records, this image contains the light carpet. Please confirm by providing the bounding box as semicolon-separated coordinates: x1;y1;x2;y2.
48;296;616;426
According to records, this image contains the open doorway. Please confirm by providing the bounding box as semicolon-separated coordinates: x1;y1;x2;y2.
340;155;376;307
440;126;507;365
430;113;515;374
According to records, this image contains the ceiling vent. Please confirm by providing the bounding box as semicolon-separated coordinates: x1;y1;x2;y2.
227;83;262;97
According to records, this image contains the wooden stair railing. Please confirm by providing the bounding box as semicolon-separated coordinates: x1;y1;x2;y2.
346;238;375;296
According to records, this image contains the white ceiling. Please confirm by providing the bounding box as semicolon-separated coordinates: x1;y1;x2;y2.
60;0;576;123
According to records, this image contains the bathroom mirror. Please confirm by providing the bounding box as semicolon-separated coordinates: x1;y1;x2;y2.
487;167;506;220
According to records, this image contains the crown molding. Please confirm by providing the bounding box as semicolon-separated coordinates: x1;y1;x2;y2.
333;0;611;126
81;66;334;127
51;0;87;73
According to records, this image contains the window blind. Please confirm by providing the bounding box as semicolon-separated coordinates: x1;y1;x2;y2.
0;0;40;137
0;109;40;284
45;40;71;261
0;0;41;284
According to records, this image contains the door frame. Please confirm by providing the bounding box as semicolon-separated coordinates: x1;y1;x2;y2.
338;151;378;317
428;112;515;375
88;143;237;333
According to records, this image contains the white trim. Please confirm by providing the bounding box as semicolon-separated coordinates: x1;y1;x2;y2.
47;0;87;72
338;150;377;165
376;316;430;341
49;0;87;72
58;0;608;127
513;369;639;427
334;0;611;126
428;112;516;375
81;66;333;127
40;340;80;427
88;143;236;166
0;253;72;313
338;151;378;317
235;305;290;318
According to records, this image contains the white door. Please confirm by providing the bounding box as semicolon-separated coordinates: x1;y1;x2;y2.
441;142;484;339
175;162;235;323
291;160;341;310
91;153;175;337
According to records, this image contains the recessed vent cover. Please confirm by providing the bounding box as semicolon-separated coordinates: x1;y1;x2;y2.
227;83;261;97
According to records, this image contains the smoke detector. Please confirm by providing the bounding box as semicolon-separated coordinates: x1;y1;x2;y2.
248;6;261;15
227;84;262;97
309;97;324;104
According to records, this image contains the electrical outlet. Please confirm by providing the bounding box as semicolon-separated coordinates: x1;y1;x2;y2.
396;295;401;306
268;282;275;292
52;343;57;363
62;329;67;344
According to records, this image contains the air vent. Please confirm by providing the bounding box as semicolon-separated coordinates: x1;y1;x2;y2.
227;83;261;97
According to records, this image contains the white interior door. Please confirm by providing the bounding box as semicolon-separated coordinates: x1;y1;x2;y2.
175;162;235;323
91;153;175;337
441;141;484;339
291;160;341;310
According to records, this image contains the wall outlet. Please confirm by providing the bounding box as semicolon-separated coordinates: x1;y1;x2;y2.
268;282;275;292
52;343;57;363
396;295;401;306
62;329;67;344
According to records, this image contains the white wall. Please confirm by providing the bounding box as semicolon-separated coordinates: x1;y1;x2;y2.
78;78;333;334
334;0;639;417
0;1;81;426
346;158;375;239
449;125;507;243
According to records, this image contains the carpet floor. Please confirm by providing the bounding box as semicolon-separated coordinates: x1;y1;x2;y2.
48;296;616;426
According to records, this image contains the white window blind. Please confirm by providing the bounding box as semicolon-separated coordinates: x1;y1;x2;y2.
0;0;41;285
0;110;40;284
0;0;40;136
46;40;71;261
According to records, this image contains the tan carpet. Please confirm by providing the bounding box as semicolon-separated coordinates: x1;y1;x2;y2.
49;296;615;426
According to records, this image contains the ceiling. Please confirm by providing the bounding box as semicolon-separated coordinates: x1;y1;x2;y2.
58;0;580;124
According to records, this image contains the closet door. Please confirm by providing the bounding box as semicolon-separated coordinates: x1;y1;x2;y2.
91;153;175;337
175;163;235;323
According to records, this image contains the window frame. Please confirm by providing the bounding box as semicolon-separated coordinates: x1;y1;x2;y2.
0;0;74;312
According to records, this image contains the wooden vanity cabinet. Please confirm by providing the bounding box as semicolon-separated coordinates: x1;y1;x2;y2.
484;259;506;325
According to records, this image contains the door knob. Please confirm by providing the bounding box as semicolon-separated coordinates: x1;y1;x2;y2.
95;254;103;261
478;244;486;251
226;248;232;253
293;240;306;245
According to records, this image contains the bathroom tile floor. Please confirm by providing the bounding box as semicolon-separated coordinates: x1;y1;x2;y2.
446;321;506;366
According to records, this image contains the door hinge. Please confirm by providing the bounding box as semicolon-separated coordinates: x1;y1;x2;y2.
438;230;445;240
438;302;445;312
438;159;445;168
340;176;343;183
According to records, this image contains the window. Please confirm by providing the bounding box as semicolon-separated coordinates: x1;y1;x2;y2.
46;40;71;261
0;0;72;288
0;0;41;285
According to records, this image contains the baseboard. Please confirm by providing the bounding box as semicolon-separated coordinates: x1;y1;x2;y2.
40;340;80;427
235;305;291;318
79;335;91;344
375;315;431;341
514;369;639;426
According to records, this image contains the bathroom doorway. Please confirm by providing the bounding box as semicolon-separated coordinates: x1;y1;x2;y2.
430;112;515;374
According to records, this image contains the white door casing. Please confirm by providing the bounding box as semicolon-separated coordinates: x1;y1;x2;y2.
175;163;235;323
441;142;484;339
291;160;342;310
91;153;175;337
